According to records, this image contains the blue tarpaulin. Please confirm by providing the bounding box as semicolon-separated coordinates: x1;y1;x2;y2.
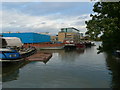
1;32;51;43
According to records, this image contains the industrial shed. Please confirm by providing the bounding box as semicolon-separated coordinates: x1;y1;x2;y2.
2;33;51;44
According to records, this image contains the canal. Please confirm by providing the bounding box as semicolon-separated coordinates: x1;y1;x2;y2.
1;42;120;88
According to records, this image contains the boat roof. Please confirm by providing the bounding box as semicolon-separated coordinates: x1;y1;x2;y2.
2;37;23;47
0;37;7;48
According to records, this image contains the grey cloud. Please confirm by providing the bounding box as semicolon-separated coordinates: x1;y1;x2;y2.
2;2;94;34
41;22;46;24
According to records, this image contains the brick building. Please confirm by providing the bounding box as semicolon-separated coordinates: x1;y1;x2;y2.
58;27;80;43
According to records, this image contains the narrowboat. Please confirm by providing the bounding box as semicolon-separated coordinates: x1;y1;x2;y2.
0;37;37;63
0;37;23;62
0;48;23;62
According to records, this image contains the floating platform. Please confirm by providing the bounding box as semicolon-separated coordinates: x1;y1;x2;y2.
26;52;52;62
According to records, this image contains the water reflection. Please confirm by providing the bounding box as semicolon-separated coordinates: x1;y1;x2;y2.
1;43;120;88
62;49;85;62
2;49;85;83
2;58;50;82
40;49;85;62
105;53;120;89
2;61;29;82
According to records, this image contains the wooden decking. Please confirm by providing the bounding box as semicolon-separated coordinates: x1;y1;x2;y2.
26;52;52;62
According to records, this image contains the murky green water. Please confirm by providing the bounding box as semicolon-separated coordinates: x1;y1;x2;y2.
1;42;120;88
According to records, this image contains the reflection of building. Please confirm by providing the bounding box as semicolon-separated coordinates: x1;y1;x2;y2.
58;27;80;43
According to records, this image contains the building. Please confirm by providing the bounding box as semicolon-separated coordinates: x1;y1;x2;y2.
58;27;80;43
51;35;58;43
2;32;51;44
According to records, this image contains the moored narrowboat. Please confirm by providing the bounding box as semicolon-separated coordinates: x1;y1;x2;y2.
0;37;37;63
0;48;23;62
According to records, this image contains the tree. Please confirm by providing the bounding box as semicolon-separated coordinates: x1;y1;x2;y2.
85;2;120;52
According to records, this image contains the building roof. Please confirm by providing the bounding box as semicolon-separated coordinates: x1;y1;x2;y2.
61;27;79;31
2;32;51;43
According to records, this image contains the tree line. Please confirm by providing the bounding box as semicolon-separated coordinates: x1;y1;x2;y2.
85;2;120;52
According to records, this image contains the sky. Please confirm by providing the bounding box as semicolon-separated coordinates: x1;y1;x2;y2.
1;2;95;35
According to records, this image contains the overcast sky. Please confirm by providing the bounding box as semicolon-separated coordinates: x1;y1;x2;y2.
1;2;95;35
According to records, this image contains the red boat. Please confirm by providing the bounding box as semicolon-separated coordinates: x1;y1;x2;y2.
75;43;86;49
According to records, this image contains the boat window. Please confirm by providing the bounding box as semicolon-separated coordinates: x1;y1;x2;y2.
0;38;7;48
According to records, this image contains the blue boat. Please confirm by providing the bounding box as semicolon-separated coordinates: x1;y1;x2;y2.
0;37;37;63
0;37;22;62
0;48;23;62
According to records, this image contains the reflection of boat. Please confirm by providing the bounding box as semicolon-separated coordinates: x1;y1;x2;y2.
2;69;19;82
76;49;85;54
2;61;29;82
75;43;86;49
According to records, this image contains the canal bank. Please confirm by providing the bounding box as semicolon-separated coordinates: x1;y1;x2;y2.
2;42;120;88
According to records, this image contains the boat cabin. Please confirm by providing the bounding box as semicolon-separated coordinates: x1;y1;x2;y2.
0;37;7;48
2;37;23;48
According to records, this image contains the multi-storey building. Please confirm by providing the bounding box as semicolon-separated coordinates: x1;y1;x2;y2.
58;27;80;43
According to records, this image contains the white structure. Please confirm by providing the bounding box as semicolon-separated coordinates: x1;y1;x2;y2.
2;37;23;47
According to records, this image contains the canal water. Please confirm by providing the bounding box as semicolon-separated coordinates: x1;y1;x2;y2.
1;42;120;88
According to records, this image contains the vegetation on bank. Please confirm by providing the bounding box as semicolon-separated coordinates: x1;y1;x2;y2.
81;36;101;41
85;2;120;52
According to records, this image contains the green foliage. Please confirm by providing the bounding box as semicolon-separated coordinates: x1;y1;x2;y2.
85;2;120;52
